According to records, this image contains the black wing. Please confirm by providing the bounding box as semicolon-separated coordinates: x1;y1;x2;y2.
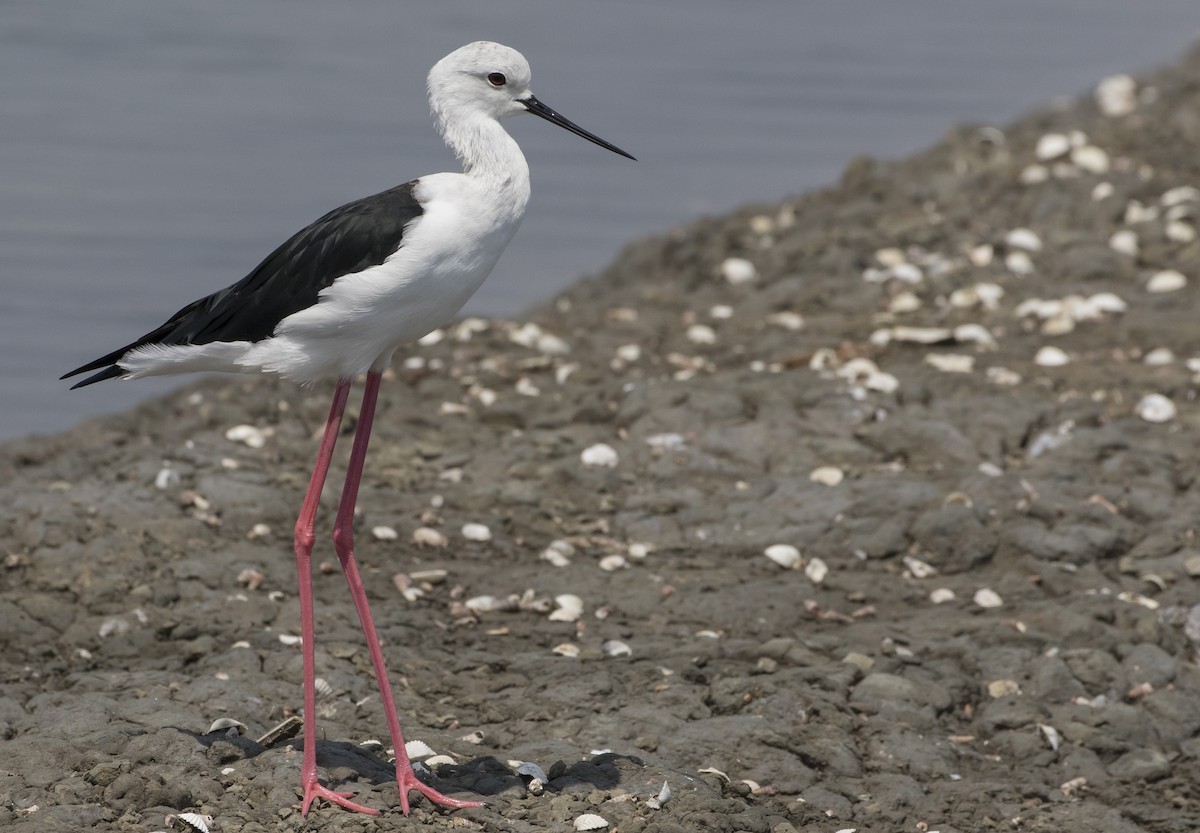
62;181;424;388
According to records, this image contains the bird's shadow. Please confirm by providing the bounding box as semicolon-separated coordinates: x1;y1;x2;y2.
182;726;643;804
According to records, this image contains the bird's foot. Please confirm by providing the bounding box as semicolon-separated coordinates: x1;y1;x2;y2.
397;765;485;815
301;777;379;816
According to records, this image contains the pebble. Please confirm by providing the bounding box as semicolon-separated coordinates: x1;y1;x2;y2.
720;257;757;285
462;523;492;542
953;324;995;346
580;443;619;468
766;310;805;330
764;544;802;569
974;588;1003;609
1070;145;1110;174
412;527;449;548
925;353;975;374
1005;251;1035;275
598;554;628;571
1147;269;1187;294
930;588;956;604
1143;348;1175;366
1136;394;1177;423
687;324;717;345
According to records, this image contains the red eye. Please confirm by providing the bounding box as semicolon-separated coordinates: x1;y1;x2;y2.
487;72;507;87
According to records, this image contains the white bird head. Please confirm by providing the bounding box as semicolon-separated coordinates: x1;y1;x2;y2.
428;41;634;160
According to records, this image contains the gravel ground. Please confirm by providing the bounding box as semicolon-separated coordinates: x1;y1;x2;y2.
5;43;1200;833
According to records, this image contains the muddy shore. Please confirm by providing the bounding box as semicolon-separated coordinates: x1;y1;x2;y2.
5;44;1200;833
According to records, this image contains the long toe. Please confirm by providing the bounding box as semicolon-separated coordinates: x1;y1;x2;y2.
301;778;380;816
397;765;485;815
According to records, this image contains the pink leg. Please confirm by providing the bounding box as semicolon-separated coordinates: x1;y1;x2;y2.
294;379;378;816
331;370;483;815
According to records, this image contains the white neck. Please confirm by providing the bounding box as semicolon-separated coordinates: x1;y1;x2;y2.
436;110;531;192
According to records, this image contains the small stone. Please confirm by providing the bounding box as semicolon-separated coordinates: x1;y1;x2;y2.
1095;73;1137;117
804;557;829;584
1035;133;1071;161
687;324;717;345
1004;228;1042;251
987;679;1021;698
371;525;399;541
1071;145;1110;174
1034;346;1070;367
1109;230;1139;257
930;588;956;604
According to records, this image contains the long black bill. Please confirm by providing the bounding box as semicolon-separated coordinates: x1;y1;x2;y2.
521;95;636;160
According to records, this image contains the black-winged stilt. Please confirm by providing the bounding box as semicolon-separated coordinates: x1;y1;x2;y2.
62;41;633;817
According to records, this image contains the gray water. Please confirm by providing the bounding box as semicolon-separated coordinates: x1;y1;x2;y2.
2;0;1198;440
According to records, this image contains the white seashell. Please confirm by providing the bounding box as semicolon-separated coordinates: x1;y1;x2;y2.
601;640;632;658
580;443;619;468
464;595;498;612
598;554;628;572
875;247;906;267
278;633;302;646
1162;185;1200;206
889;291;922;313
175;813;214;833
628;542;652;559
515;377;541;397
766;310;805;331
1034;346;1070;367
764;544;801;569
574;813;610;831
471;386;497;407
953;324;995;347
516;761;549;781
720;257;757;285
1166;220;1196;243
1035;133;1071;161
1136;394;1176;423
925;353;975;374
974;588;1003;609
968;243;994;266
903;555;938;578
549;594;584;622
1109;229;1139;257
154;465;177;490
836;358;880;381
1039;722;1062;752
804;557;829;584
405;739;435;759
552;643;581;658
371;525;398;541
1095;73;1137;116
987;366;1022;386
424;754;457;767
988;679;1021;698
615;343;641;362
207;717;247;735
1143;348;1175;366
225;424;267;448
709;304;734;319
1147;269;1187;294
1071;145;1110;174
809;466;844;486
1040;313;1075;336
930;588;956;604
462;523;492;542
1004;228;1042;251
865;371;900;393
644;432;686;450
1092;182;1115;201
1019;164;1049;184
536;332;570;355
646;780;672;810
1088;292;1127;313
1005;251;1034;275
686;324;717;345
889;263;923;284
412;527;449;548
1125;200;1158;224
